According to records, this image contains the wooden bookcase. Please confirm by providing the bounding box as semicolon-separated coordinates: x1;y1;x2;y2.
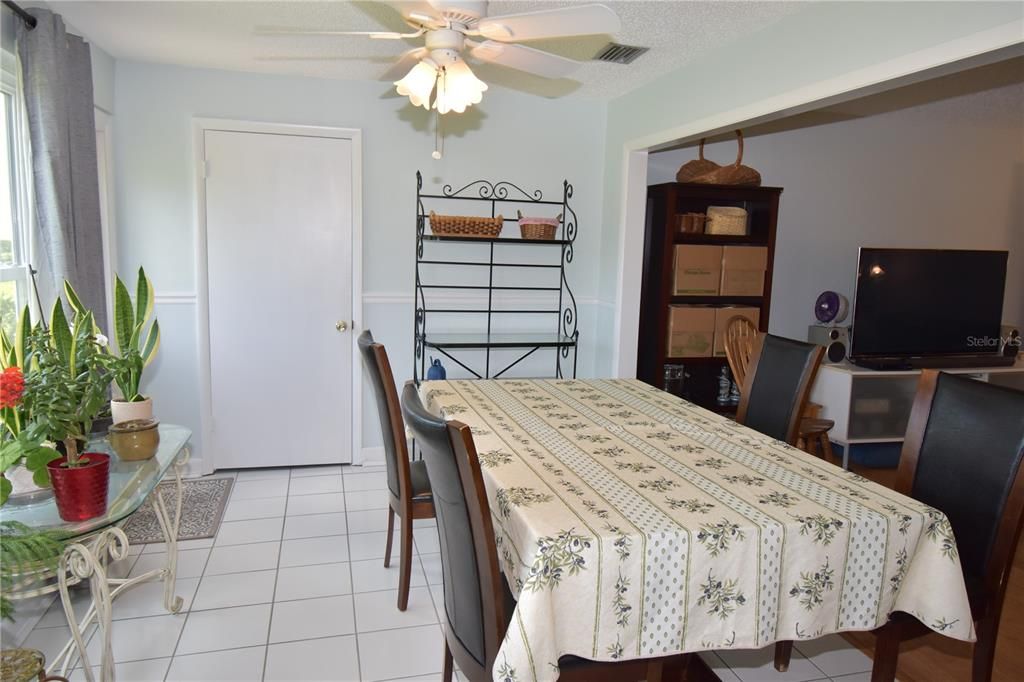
637;182;783;411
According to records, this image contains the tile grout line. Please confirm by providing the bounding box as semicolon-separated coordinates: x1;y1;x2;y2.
260;465;293;680
162;473;228;682
340;466;365;681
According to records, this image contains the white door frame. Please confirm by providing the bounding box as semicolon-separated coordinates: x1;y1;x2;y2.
193;118;364;473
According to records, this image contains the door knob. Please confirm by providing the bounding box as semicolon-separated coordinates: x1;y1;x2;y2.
336;320;348;332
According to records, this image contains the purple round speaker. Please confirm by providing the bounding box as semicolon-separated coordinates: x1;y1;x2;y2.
814;291;849;324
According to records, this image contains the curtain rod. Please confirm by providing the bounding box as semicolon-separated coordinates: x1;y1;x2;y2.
2;1;36;29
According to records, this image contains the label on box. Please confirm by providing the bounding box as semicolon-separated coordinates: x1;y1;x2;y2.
667;305;717;357
673;245;722;296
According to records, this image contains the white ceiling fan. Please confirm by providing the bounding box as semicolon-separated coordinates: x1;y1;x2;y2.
257;1;621;114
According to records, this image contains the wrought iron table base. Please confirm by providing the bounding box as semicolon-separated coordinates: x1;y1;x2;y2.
44;448;189;682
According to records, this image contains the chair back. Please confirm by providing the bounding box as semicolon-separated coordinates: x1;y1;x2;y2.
723;315;758;387
897;371;1024;610
737;333;824;445
401;382;507;677
357;330;410;501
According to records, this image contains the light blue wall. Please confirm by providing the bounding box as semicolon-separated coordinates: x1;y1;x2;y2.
598;1;1024;374
111;60;607;462
108;1;1022;464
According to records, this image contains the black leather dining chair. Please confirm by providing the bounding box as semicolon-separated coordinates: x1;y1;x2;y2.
357;330;434;611
774;370;1024;682
399;381;687;682
736;333;825;445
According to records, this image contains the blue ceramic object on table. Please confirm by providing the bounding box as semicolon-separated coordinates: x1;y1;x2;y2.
426;357;447;380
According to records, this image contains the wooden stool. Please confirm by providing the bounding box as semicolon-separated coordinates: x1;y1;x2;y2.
0;649;69;682
799;418;835;461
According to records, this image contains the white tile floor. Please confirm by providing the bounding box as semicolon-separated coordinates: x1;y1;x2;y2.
22;465;878;682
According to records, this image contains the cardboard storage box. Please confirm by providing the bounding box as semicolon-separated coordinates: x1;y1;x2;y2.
713;307;761;357
667;306;716;357
721;246;768;296
673;245;723;295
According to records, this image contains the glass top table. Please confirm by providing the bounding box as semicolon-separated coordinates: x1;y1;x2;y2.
2;424;193;682
0;424;192;536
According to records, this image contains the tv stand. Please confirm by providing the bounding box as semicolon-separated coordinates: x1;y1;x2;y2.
810;358;1024;469
851;354;1017;371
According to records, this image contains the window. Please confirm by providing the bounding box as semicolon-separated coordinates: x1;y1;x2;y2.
1;47;33;342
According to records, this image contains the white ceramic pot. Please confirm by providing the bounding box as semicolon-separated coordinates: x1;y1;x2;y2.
110;397;153;424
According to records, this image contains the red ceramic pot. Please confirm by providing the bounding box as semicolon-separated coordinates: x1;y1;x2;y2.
47;453;111;522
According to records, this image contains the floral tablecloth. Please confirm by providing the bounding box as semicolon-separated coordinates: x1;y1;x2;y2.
420;378;975;682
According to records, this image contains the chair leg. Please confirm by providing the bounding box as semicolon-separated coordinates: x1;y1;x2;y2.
383;507;396;568
820;434;835;462
972;613;999;682
442;639;454;682
397;514;414;611
870;623;902;682
804;435;817;458
774;641;793;672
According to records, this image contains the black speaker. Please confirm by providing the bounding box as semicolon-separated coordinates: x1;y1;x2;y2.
1002;325;1021;359
808;325;850;364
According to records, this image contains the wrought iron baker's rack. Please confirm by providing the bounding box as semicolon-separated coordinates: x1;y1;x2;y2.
413;171;580;382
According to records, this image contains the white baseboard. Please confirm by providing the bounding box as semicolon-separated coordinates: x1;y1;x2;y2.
357;446;385;467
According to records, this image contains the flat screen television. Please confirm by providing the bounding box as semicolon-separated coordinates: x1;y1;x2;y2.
850;248;1008;367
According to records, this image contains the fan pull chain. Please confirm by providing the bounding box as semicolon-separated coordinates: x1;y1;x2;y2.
432;68;445;159
433;109;444;159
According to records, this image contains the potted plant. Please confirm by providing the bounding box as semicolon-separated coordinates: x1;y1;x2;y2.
27;301;112;521
0;520;65;621
0;307;60;506
67;267;160;424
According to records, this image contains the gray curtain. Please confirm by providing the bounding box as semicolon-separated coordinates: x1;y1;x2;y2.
17;9;106;332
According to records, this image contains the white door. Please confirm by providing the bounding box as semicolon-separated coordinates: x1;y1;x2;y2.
203;129;354;468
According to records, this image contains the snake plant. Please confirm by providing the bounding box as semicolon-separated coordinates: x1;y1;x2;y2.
66;266;160;402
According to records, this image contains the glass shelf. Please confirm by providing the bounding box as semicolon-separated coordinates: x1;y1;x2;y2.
0;425;192;535
422;332;577;349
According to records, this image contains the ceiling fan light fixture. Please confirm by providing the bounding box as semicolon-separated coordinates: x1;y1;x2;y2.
394;60;439;110
434;59;487;114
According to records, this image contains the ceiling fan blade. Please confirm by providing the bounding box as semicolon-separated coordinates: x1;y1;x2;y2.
386;1;445;27
470;41;581;79
476;4;620;41
254;27;409;39
380;47;430;81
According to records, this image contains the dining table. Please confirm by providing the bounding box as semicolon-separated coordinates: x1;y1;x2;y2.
419;378;976;682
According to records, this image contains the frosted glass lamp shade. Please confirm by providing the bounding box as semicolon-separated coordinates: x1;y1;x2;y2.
434;59;488;114
395;61;438;109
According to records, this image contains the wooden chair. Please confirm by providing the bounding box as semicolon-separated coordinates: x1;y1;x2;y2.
728;321;836;458
357;330;435;612
723;315;758;387
400;381;689;682
773;370;1024;682
736;333;825;446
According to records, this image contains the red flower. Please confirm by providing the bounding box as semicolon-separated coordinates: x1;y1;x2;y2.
0;366;25;409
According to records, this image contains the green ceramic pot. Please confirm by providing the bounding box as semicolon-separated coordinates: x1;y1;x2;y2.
108;419;160;461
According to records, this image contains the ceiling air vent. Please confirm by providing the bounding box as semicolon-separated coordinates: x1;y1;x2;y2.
593;43;649;65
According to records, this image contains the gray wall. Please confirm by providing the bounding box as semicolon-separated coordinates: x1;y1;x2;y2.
648;60;1024;340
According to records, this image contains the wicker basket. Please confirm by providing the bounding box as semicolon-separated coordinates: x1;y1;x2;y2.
429;211;504;238
517;210;561;240
688;130;762;187
706;206;749;235
677;213;707;234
